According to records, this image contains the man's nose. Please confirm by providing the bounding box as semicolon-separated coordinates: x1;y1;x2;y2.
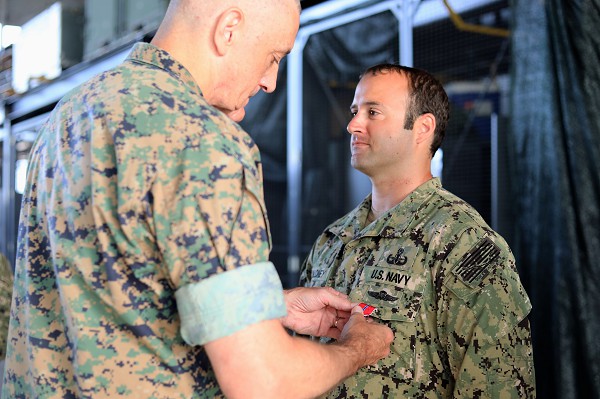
260;65;279;93
347;113;363;134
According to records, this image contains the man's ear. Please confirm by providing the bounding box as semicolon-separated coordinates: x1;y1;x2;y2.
213;8;244;56
415;113;436;145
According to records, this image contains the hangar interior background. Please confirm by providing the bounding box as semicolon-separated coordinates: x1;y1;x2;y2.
1;1;598;398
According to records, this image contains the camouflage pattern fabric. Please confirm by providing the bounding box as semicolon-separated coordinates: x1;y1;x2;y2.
2;42;287;399
300;178;536;398
0;253;12;360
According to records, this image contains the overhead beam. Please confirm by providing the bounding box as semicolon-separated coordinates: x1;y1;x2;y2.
0;0;83;26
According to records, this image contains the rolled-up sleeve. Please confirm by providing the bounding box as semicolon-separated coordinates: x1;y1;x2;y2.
175;261;287;345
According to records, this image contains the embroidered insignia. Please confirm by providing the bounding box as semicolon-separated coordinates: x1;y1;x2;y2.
368;290;398;302
453;237;500;285
386;248;408;265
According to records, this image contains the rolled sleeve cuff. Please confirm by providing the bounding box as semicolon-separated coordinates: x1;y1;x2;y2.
175;261;287;346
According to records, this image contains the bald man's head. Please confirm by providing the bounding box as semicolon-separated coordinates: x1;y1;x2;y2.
152;0;300;121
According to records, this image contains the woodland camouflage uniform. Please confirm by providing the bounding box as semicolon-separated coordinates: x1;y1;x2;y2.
2;42;286;399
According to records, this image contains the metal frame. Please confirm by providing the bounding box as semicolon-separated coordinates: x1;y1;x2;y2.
490;112;499;230
1;113;14;266
9;48;129;120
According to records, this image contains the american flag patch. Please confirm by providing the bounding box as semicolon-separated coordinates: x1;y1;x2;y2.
452;237;500;285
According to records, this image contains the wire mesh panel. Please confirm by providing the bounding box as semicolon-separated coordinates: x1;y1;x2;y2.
413;0;511;228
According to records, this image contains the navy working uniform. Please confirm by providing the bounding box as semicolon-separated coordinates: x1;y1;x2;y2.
300;178;536;398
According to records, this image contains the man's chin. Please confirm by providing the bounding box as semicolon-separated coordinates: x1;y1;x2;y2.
227;108;246;122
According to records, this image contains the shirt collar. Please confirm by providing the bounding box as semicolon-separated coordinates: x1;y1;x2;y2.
327;178;442;241
126;42;202;97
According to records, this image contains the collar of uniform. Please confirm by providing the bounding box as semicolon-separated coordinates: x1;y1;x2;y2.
328;178;442;240
375;177;441;237
126;42;202;98
326;195;372;243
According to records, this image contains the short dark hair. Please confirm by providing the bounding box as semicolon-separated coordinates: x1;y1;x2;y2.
360;64;449;157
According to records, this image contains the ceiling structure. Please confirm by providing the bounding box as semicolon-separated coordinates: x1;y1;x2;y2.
298;0;510;82
0;0;82;26
0;0;325;27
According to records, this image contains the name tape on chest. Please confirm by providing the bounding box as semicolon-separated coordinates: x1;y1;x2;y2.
368;268;412;286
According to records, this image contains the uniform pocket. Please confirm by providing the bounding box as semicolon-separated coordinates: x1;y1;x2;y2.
356;264;426;320
349;276;425;382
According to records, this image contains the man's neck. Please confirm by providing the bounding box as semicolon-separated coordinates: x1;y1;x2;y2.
370;172;433;218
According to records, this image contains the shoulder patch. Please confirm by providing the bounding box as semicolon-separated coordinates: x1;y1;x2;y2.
452;237;500;286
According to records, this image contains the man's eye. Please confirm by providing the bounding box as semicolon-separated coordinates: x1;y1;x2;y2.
369;110;379;116
350;111;357;116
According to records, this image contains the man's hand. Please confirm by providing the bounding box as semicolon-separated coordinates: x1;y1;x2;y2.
281;287;353;339
337;306;394;366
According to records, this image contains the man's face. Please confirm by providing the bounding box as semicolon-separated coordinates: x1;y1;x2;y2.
219;2;300;122
347;72;415;178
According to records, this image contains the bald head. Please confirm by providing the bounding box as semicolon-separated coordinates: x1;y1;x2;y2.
155;0;300;46
169;0;300;15
152;0;300;121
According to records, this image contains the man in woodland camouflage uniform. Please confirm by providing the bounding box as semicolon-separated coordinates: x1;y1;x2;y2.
1;1;394;398
301;64;536;398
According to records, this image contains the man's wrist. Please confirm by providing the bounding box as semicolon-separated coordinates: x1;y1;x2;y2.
329;339;365;378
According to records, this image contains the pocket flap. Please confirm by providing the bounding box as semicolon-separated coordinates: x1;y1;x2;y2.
349;280;424;322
